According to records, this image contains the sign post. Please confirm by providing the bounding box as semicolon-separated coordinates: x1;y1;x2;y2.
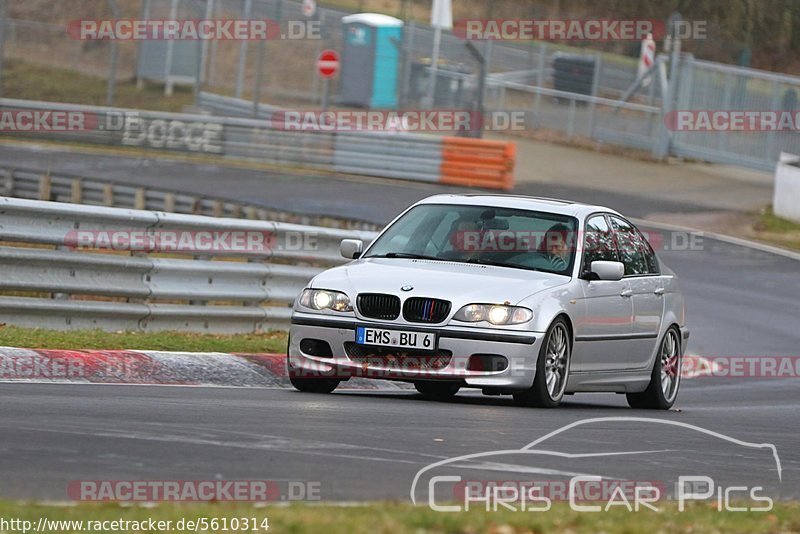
425;0;452;109
316;49;339;112
637;33;656;87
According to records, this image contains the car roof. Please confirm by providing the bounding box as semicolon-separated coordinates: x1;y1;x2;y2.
413;194;622;219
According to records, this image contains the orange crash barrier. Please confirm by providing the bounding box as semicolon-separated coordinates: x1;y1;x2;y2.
439;138;516;190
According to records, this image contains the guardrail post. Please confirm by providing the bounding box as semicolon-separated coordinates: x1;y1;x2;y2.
766;80;781;163
102;183;114;206
38;173;51;201
163;193;176;213
588;53;602;136
533;43;547;125
212;200;223;217
70;179;83;204
1;168;13;196
134;188;146;210
567;98;577;138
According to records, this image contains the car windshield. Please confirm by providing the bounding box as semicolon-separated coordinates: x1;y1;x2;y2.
364;203;578;275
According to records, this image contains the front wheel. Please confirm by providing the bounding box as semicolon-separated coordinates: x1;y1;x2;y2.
626;327;681;410
287;356;340;394
414;381;460;401
289;375;341;394
514;318;571;408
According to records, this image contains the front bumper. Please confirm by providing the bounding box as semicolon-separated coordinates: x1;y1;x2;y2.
288;312;542;391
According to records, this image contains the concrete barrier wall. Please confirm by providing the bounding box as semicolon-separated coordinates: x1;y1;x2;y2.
774;153;800;223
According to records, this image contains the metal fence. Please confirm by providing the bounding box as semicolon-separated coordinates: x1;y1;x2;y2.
670;56;800;171
5;1;800;172
0;2;647;104
0;196;377;333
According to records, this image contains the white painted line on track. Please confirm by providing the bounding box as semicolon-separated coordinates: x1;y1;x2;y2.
632;217;800;261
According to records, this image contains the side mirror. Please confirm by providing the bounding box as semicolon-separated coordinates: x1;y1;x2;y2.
340;239;364;259
589;260;625;281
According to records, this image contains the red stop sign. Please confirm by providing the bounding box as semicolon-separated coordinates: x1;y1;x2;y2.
317;50;340;79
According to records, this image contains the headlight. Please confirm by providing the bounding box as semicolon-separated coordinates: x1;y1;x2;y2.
299;289;352;312
453;303;532;325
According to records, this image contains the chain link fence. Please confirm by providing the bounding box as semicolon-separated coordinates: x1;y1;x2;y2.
2;0;800;171
671;56;800;171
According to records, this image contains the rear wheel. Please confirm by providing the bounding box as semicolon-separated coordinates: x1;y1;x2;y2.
626;327;681;410
514;318;571;408
414;381;460;401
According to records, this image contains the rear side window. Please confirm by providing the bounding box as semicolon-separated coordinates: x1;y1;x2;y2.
609;216;659;275
582;215;618;272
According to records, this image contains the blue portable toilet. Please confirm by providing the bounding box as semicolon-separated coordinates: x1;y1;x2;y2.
339;13;403;109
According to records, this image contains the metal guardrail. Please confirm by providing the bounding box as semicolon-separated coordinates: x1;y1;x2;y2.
197;92;445;182
0;165;379;231
0;96;452;186
0;197;378;333
197;92;515;188
0;96;515;189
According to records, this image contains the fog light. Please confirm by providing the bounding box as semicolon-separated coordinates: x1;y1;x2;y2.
299;338;333;358
467;354;509;372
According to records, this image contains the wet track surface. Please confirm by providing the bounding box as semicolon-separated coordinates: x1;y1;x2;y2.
0;144;798;501
0;144;718;224
0;381;796;501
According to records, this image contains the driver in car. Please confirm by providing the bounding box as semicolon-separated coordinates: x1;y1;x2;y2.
539;223;571;271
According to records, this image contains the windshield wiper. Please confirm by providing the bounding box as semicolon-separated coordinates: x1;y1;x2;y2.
368;252;444;261
463;257;542;272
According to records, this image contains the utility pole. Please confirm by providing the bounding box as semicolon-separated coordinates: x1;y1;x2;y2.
107;0;121;105
465;41;486;139
0;0;7;97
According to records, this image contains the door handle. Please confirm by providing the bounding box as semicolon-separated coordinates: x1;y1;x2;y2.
654;287;665;296
620;289;633;298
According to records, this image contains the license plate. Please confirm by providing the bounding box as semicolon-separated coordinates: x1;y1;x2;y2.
356;326;436;351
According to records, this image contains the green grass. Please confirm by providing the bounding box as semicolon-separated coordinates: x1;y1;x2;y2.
752;207;800;251
0;325;288;353
757;207;800;233
0;501;797;533
2;59;193;112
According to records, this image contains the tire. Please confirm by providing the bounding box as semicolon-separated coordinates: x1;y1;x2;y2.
289;374;341;394
626;327;682;410
287;351;340;394
414;381;461;401
514;317;571;408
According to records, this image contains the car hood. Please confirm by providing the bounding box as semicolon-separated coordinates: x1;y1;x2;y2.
310;258;569;305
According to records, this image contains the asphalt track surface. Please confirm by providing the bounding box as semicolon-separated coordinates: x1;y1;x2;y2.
0;144;798;503
0;144;709;224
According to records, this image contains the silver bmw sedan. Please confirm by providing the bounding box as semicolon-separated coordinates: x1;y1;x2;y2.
288;194;689;409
